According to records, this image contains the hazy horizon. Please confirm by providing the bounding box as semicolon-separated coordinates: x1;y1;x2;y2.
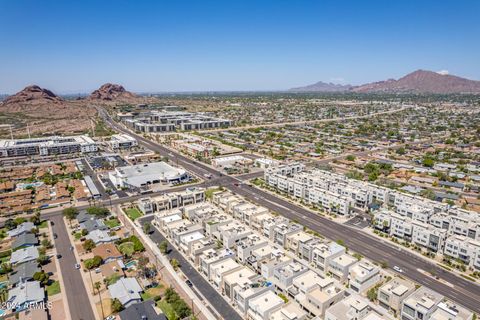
1;0;480;94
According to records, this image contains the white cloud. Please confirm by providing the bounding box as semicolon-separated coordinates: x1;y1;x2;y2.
436;70;449;75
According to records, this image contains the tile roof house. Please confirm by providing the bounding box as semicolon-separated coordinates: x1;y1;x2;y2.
9;260;40;286
92;243;123;263
108;277;143;307
119;300;167;320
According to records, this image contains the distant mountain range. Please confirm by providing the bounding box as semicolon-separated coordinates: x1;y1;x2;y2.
289;81;353;92
290;70;480;94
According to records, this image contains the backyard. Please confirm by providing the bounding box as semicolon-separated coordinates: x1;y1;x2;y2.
124;207;143;221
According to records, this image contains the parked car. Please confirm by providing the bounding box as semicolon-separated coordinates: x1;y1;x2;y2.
74;263;80;269
56;254;62;259
393;265;403;273
185;279;193;287
53;233;58;239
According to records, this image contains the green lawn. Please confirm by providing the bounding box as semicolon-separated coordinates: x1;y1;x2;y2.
125;207;143;221
46;281;61;296
141;285;164;301
118;242;135;257
104;218;121;229
38;220;49;229
0;228;7;239
74;232;83;240
157;300;176;320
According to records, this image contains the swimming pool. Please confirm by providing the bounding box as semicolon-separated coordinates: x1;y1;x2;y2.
125;260;137;269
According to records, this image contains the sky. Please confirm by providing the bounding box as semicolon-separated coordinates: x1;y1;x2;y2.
1;0;479;93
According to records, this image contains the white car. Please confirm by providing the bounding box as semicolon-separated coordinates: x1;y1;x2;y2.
393;265;403;273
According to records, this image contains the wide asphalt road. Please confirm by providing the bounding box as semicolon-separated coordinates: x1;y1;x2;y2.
138;216;243;320
227;182;480;313
50;214;96;320
99;108;480;313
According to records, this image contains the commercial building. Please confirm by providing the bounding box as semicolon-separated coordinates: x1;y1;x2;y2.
109;134;138;149
211;155;253;168
0;135;97;158
108;161;189;189
123;111;233;133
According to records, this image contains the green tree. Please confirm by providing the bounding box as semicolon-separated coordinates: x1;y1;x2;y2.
111;298;124;313
82;239;96;252
33;270;50;285
63;207;79;225
4;219;17;230
41;239;53;249
143;222;151;234
30;211;41;225
86;206;110;218
159;240;168;255
37;254;50;265
367;287;378;301
94;281;105;319
170;258;180;271
84;255;102;269
346;155;356;161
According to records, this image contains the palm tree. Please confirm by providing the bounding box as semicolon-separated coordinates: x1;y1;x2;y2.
0;287;8;303
94;281;105;319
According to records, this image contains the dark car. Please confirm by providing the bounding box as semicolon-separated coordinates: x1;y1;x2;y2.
53;233;58;239
185;279;193;287
56;254;62;259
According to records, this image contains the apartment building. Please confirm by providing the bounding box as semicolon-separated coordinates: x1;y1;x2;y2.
325;294;392;320
401;287;444;320
348;261;381;294
272;222;303;247
222;266;257;300
271;261;309;292
327;253;358;282
377;277;416;313
209;257;242;288
233;278;274;315
297;276;345;318
0;135;97;158
311;242;346;273
269;303;308;320
236;234;269;264
218;221;253;248
247;290;285;320
411;220;447;252
444;235;480;269
285;231;314;256
198;248;235;277
137;187;205;214
430;300;473;320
